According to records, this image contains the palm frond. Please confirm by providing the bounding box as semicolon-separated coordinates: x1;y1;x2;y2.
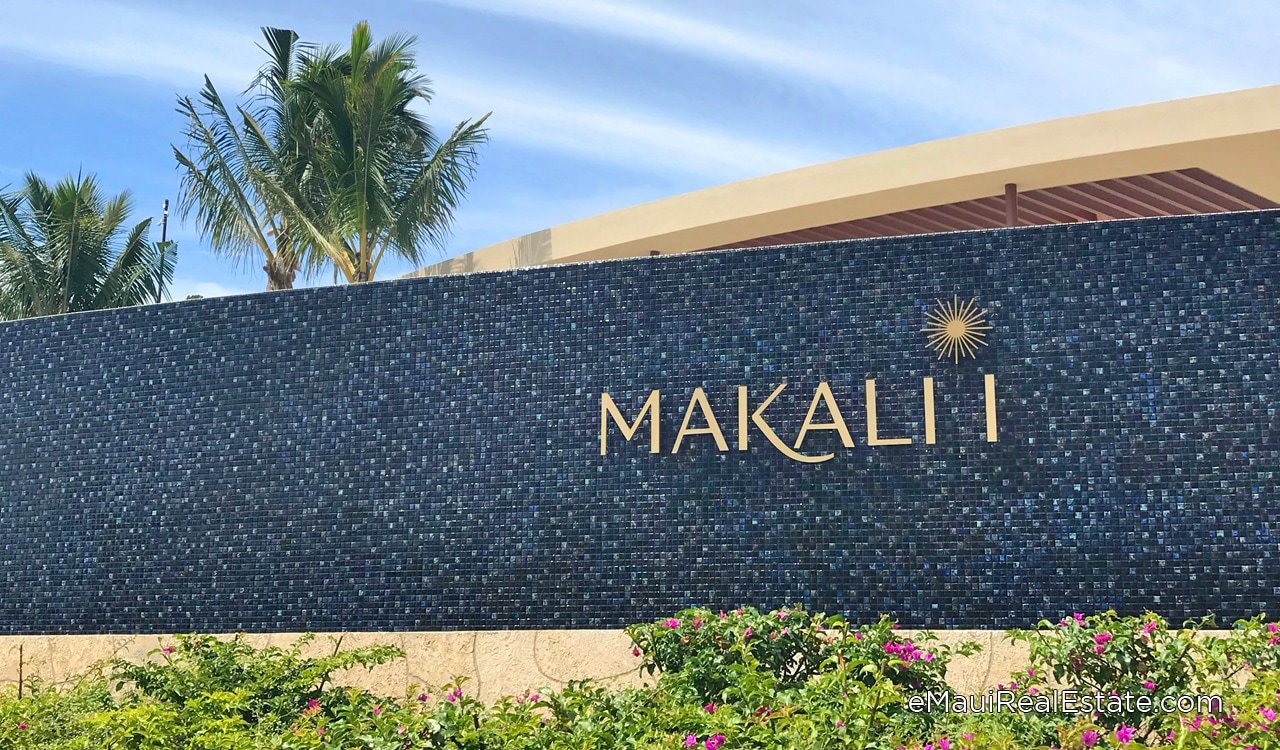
0;173;172;318
171;21;488;285
374;113;489;275
173;83;275;263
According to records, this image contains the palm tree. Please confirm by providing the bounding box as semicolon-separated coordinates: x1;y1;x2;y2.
258;22;489;283
173;27;314;291
0;173;175;320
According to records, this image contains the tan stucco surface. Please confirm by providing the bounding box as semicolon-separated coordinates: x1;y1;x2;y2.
0;630;1029;703
410;85;1280;277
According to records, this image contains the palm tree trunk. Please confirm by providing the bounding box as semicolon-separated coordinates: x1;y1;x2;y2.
263;256;297;290
357;231;370;282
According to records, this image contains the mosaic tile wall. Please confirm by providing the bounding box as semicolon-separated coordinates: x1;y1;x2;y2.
0;211;1277;634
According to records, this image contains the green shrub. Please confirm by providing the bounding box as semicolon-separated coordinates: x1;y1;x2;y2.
1006;610;1280;745
0;677;113;749
627;606;979;701
0;609;1276;749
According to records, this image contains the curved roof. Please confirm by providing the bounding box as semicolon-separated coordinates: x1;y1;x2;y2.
409;85;1280;277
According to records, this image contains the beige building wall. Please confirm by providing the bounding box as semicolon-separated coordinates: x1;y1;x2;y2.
409;85;1280;277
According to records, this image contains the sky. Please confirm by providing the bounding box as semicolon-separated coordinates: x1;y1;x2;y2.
0;0;1275;299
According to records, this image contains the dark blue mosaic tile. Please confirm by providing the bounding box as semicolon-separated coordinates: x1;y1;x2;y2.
0;211;1278;633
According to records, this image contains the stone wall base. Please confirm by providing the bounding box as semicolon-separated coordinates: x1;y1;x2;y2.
0;631;1030;704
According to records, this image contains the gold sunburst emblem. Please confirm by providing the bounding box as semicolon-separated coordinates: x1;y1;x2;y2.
923;296;992;363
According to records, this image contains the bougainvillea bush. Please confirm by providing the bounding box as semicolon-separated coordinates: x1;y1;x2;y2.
0;607;1278;749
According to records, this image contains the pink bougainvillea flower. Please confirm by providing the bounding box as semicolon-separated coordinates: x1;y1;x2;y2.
161;646;174;654
938;737;951;750
704;703;716;713
417;693;430;702
1142;621;1159;635
16;723;28;730
632;647;641;657
1142;680;1156;691
705;734;726;750
776;610;789;620
396;726;407;735
718;611;727;620
835;720;845;728
1268;623;1278;633
664;618;681;629
529;693;540;702
1094;632;1113;645
372;706;382;716
743;627;753;639
684;734;697;747
1260;706;1277;722
446;687;462;703
693;618;702;630
1081;729;1099;747
1115;725;1135;744
1094;645;1106;655
854;632;864;640
1073;612;1086;624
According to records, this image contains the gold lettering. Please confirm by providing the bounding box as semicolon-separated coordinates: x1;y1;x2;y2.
600;391;660;455
865;379;912;446
737;385;749;450
748;384;832;463
985;374;998;442
793;381;855;450
672;387;728;453
923;377;936;445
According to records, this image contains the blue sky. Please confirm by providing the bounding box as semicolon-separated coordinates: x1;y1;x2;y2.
0;0;1275;299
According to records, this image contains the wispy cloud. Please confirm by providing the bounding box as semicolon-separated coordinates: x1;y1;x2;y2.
421;0;975;122
948;0;1273;116
424;0;1274;129
427;76;837;182
425;0;936;94
0;0;832;182
0;0;260;89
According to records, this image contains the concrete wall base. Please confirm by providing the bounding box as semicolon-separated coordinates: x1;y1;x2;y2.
0;630;1037;704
